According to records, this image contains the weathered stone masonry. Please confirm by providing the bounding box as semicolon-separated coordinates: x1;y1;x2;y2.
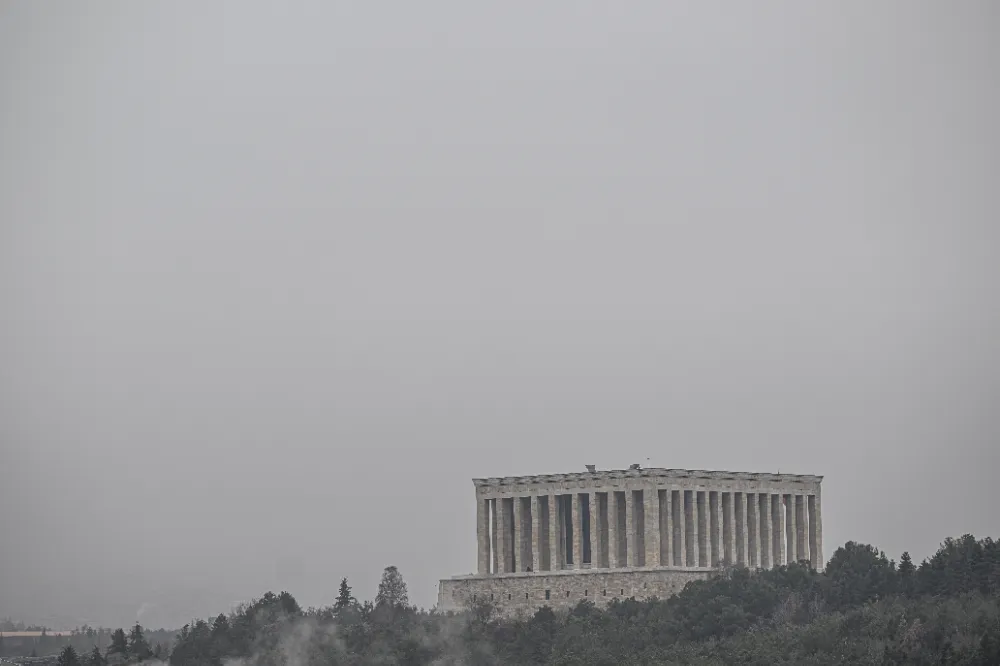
438;466;824;614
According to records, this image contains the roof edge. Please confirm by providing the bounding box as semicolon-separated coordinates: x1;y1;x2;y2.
472;467;823;487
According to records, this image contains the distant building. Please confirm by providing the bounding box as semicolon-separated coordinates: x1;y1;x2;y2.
438;466;824;614
0;631;74;652
0;633;74;638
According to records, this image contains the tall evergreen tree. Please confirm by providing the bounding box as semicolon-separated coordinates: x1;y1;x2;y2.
335;578;355;611
128;623;152;661
210;613;230;659
88;645;106;666
108;628;128;657
57;645;81;666
898;551;916;594
108;627;128;657
210;614;230;637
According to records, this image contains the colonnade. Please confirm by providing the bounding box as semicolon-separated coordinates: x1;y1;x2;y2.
476;481;823;575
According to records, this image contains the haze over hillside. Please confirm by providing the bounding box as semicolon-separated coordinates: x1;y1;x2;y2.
2;536;999;665
1;1;998;630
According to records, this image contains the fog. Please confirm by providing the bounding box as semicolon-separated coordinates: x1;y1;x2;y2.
1;1;997;629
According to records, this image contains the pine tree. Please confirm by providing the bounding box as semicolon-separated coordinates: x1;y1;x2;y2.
88;645;106;666
128;622;152;661
375;566;409;608
898;551;916;594
189;619;212;659
108;628;128;657
58;645;81;666
210;613;230;659
335;578;355;611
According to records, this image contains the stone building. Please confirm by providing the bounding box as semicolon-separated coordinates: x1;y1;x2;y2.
438;465;823;614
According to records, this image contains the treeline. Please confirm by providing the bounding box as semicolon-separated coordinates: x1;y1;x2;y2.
21;535;1000;665
0;620;48;632
0;626;174;660
8;625;170;666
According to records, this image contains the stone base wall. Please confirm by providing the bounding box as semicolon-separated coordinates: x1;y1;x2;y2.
438;566;714;615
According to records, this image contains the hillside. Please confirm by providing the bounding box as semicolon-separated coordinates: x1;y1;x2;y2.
4;534;998;665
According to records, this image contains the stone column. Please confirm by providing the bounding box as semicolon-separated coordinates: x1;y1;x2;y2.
523;498;534;571
491;498;498;574
736;492;749;567
712;491;723;567
733;492;740;567
549;495;562;571
796;495;809;564
809;491;823;570
676;490;686;567
816;489;824;570
747;493;759;568
759;494;771;569
687;490;699;567
571;493;584;569
697;491;709;567
512;496;523;572
608;492;620;568
753;494;760;568
625;490;637;566
477;496;490;575
662;490;674;567
724;492;736;566
644;487;660;567
771;494;783;567
531;495;542;572
785;494;796;565
707;491;717;567
808;494;817;569
497;497;510;573
589;492;602;568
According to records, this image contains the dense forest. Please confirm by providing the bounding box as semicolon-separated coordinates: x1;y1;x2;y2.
6;535;999;665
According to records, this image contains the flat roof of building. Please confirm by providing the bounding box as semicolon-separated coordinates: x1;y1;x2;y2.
473;466;823;487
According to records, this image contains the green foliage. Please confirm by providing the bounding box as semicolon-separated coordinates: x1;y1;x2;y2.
10;533;1000;665
916;534;1000;597
335;577;355;611
0;625;173;660
88;645;106;666
127;623;152;661
57;645;81;666
375;566;409;608
898;551;916;595
107;628;128;657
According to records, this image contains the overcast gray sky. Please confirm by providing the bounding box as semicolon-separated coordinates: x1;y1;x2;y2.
1;1;998;630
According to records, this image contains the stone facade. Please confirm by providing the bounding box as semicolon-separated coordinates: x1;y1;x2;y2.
438;466;824;614
438;567;713;615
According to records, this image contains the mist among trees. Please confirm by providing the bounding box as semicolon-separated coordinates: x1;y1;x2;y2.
5;537;999;665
